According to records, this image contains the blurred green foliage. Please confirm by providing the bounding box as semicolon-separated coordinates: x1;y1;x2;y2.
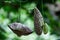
0;0;60;40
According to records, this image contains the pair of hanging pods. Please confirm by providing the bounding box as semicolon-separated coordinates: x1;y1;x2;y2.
8;7;48;36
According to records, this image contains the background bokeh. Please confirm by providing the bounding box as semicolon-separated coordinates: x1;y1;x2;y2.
0;0;60;40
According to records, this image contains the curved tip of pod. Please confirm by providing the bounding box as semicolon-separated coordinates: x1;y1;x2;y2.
34;7;38;11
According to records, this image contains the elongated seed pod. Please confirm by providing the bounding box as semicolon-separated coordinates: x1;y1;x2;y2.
34;7;44;35
8;22;33;36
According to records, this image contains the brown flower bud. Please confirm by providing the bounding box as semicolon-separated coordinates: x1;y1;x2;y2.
34;7;44;35
8;22;33;36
